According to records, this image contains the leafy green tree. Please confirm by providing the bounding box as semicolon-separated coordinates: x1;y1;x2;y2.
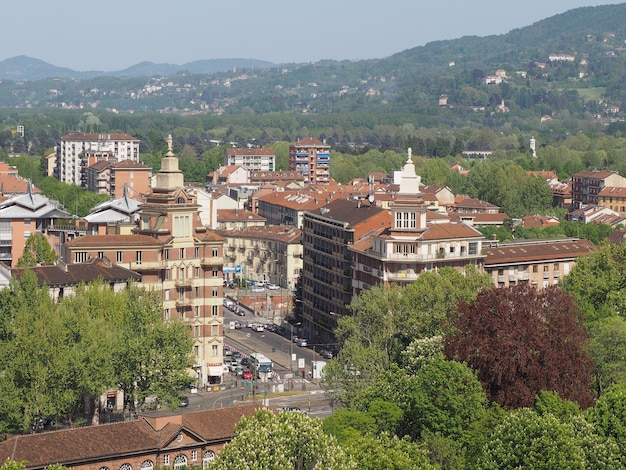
586;381;626;455
210;409;356;469
445;284;595;409
399;335;444;375
110;286;193;411
588;316;626;394
478;409;588;469
534;391;581;421
16;233;58;267
322;409;377;444
343;433;436;470
562;242;626;323
405;359;487;444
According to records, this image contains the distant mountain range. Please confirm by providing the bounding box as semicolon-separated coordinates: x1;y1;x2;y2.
2;3;626;125
0;56;277;80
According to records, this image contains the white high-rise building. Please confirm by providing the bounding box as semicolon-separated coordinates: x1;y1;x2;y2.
55;132;140;185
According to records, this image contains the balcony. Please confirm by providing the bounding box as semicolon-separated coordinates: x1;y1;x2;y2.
176;297;191;307
553;271;561;278
386;272;419;282
543;272;550;279
200;256;224;267
497;275;506;283
518;273;530;281
175;278;193;288
126;261;162;271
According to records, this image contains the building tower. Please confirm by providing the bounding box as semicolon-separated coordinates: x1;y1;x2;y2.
289;138;331;185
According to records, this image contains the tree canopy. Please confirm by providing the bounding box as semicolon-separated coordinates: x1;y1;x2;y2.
444;283;595;409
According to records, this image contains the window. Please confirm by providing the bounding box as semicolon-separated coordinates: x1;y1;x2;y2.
212;268;218;277
173;215;191;237
194;306;199;317
202;451;215;468
554;263;560;270
116;251;123;262
179;308;185;319
140;461;153;470
543;264;549;272
212;325;218;336
165;269;170;280
194;345;199;356
195;267;200;277
180;248;185;259
75;252;87;263
468;242;478;255
163;456;170;466
191;450;198;462
195;247;200;258
174;454;187;470
180;267;185;281
120;464;132;470
165;289;170;301
212;345;218;356
165;249;170;260
533;265;539;273
212;248;219;257
98;251;104;258
136;251;142;264
212;305;218;316
195;287;200;298
194;325;200;337
164;308;170;320
24;219;30;226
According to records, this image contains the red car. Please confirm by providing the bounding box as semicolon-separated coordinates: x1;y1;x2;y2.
242;369;253;380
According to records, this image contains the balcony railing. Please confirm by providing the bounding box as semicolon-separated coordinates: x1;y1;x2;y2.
175;278;193;288
201;256;224;267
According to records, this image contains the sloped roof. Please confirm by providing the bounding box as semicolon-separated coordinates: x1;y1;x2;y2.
0;405;260;469
66;234;163;248
484;239;596;266
12;258;140;287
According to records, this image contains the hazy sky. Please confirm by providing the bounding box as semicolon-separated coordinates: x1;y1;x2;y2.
2;1;624;71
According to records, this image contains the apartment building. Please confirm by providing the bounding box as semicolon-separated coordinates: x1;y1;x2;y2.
350;151;485;294
301;198;393;345
62;136;225;387
483;238;596;288
0;183;77;267
571;169;626;208
289;137;331;185
224;147;275;171
55;132;140;185
218;225;302;289
86;159;151;198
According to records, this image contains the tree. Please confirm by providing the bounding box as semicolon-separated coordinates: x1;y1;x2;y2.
445;283;595;409
404;359;487;443
343;433;436;470
478;409;621;469
323;267;491;407
210;409;356;469
16;233;58;267
588;316;626;394
586;381;626;456
110;286;193;411
562;242;626;323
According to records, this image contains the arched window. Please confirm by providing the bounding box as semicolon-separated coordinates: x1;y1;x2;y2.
202;450;215;468
177;197;185;204
173;454;188;469
140;461;153;470
120;464;132;470
99;467;109;470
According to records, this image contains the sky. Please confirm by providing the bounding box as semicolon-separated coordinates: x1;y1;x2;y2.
1;1;625;71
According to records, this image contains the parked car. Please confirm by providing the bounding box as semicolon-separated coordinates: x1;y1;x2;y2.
240;357;249;366
233;351;242;360
242;369;253;380
179;396;189;407
267;284;280;290
319;349;333;359
296;338;308;347
251;286;265;293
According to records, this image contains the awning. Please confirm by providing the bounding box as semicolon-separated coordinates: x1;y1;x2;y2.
208;366;224;377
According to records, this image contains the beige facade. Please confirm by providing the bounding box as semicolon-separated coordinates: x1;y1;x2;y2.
483;238;596;288
63;136;225;386
218;225;302;289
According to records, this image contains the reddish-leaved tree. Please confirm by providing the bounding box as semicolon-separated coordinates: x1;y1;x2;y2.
444;283;595;409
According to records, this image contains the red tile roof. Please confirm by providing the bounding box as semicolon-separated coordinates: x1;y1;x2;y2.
484;239;596;265
66;234;163;248
0;405;260;469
